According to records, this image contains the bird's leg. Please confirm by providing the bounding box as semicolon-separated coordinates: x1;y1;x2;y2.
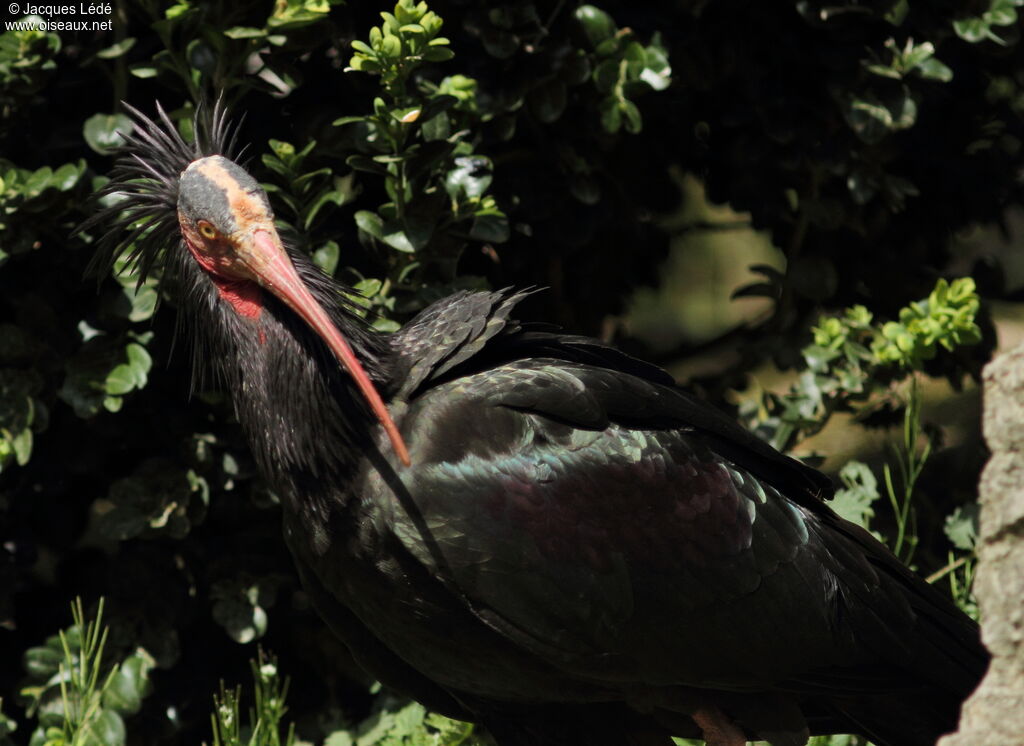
692;704;747;746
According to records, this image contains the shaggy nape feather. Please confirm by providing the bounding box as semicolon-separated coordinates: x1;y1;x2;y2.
78;98;246;289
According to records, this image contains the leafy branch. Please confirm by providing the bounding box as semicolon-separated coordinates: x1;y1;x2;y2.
324;695;484;746
747;277;982;452
336;0;509;310
347;0;453;99
954;0;1024;45
344;0;507;253
207;652;295;746
823;382;931;566
883;380;929;563
747;278;982;603
830;391;979;614
18;598;154;746
575;5;671;134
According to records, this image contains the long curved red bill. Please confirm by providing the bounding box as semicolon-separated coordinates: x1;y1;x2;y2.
250;229;411;467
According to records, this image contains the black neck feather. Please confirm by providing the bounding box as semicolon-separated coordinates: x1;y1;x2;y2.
172;240;393;514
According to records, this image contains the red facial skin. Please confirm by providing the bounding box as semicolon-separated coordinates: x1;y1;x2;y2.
179;216;264;319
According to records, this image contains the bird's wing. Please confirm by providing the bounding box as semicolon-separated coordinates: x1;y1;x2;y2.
391;290;832;507
389;288;536;398
372;359;915;691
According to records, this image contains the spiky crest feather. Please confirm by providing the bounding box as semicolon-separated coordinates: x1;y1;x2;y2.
79;98;246;289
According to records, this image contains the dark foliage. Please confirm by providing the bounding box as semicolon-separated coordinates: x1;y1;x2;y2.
0;0;1019;744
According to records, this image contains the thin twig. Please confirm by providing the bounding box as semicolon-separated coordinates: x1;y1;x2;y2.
926;554;971;584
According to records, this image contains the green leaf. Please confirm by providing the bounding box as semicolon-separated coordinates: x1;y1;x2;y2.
333;115;367;127
129;64;158;79
421;11;443;36
96;37;136;59
83;113;132;155
12;427;32;466
22;644;63;679
346;155;390;175
831;461;880;529
575;5;616;47
325;732;353;746
901;40;935;71
886;0;909;24
354;278;382;298
102;650;155;715
592;58;621;94
394;0;421;25
916;57;953;81
100;362;136;399
51;161;85;191
0;700;17;738
436;75;477;107
381;33;402;58
421;111;451;141
164;1;191;19
293;166;332;192
944;503;980;551
469;211;509;243
802;343;843;372
842;88;917;143
87;459;197;542
569;175;601;205
381;221;416;253
347;55;380;73
401;211;435;250
313;240;340;275
620;99;642;133
422;46;454;62
268;0;333;30
354;210;384;240
639;36;672;91
210;578;271;644
83;709;126;746
599;96;621;132
23;167;52;198
223;26;266;39
261;155;290;179
953;17;992;42
305;179;353;230
623;40;647;67
866;63;902;80
60;338;151;418
124;286;158;322
988;2;1019;25
445;156;494;200
105;343;151;395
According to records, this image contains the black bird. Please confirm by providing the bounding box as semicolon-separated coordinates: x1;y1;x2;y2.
82;102;986;746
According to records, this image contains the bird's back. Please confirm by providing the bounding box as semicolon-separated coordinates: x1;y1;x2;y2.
287;290;985;746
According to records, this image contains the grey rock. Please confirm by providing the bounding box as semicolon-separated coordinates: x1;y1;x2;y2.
939;345;1024;746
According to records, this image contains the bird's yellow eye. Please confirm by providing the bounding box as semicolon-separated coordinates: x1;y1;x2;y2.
198;221;218;240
